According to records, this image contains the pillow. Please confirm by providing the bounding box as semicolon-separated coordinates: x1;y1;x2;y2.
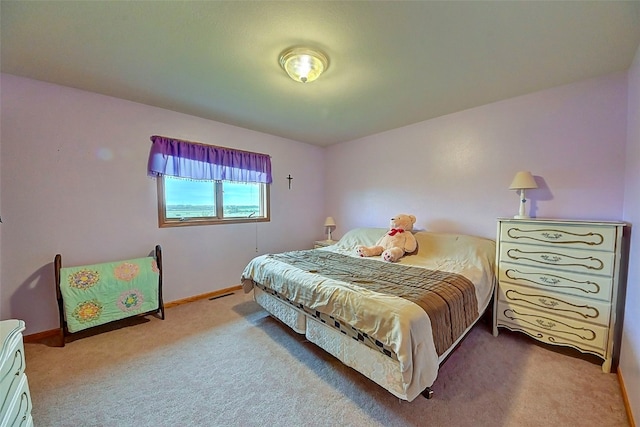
325;227;387;255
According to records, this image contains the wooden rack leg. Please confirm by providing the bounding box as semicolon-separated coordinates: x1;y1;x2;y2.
54;253;66;347
155;245;165;320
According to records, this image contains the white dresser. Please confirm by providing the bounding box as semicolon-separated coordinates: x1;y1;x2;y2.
0;320;33;427
493;218;628;373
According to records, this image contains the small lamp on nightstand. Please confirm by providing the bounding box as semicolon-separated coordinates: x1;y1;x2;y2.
509;171;538;219
324;216;336;241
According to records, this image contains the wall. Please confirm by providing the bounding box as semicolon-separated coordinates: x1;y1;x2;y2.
622;42;640;423
1;67;636;412
325;73;628;239
325;71;636;414
0;74;326;334
0;98;2;302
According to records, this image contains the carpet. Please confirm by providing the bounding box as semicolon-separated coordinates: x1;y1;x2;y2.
24;291;628;426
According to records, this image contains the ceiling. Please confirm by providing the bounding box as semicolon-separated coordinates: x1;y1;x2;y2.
2;1;639;147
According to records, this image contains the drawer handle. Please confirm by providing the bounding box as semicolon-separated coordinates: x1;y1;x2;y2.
536;319;557;329
504;309;597;341
541;232;563;240
507;228;605;246
539;276;560;285
538;298;559;308
536;298;600;320
9;391;30;427
539;275;601;295
0;349;24;414
506;248;604;271
504;269;601;295
505;289;600;319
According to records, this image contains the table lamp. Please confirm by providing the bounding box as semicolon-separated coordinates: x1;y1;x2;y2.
509;171;538;219
324;217;336;241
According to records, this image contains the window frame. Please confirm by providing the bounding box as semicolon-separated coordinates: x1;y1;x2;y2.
156;177;270;228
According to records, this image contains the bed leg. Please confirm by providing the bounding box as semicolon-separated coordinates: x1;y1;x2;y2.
421;387;434;399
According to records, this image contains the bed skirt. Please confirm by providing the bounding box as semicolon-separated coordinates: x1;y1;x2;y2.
254;286;407;399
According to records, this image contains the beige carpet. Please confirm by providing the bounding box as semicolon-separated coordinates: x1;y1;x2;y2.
25;291;629;426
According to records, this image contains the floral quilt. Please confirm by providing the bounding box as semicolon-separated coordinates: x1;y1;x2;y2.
59;257;160;333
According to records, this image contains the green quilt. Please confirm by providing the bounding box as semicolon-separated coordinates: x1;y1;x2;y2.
59;257;160;333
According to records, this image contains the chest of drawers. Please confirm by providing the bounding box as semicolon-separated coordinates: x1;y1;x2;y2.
492;219;628;373
0;320;33;427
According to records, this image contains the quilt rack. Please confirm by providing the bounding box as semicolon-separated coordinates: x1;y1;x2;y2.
54;245;164;346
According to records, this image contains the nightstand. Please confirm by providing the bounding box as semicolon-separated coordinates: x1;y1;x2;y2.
314;240;337;249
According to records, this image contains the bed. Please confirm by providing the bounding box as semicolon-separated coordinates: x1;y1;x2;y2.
241;228;496;401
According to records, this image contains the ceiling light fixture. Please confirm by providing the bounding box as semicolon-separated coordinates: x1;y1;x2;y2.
279;47;329;83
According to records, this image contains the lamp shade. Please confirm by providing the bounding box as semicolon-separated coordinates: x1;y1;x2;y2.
279;47;329;83
324;216;336;227
509;171;538;190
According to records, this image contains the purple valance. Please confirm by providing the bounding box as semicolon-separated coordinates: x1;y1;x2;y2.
147;135;272;184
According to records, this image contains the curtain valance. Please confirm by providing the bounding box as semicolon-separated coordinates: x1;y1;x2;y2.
147;135;272;184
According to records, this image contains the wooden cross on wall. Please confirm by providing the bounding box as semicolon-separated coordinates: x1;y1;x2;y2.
286;174;293;190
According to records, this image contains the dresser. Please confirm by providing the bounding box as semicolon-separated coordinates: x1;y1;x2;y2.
493;218;628;373
0;320;33;427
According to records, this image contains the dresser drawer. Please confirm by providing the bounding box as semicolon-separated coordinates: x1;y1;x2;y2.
0;341;25;418
500;222;617;252
0;320;30;427
498;262;613;302
1;374;32;427
497;305;608;352
497;282;611;326
499;242;615;277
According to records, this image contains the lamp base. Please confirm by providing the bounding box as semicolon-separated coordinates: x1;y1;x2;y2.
513;214;531;219
515;189;531;219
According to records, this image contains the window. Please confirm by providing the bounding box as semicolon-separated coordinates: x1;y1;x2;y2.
157;177;269;227
148;135;272;227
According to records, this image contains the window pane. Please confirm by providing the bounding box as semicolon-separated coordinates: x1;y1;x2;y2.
164;176;215;219
222;182;261;218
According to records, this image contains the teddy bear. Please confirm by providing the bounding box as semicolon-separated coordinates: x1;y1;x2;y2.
356;214;418;262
